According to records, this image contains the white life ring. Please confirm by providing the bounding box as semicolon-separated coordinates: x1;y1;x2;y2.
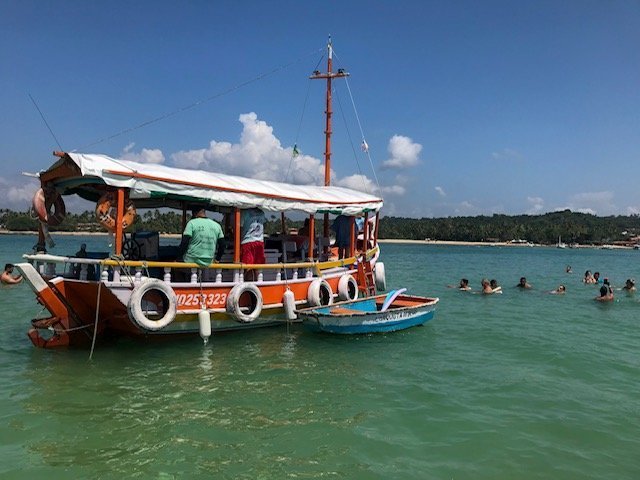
226;283;263;323
127;279;177;331
338;274;358;301
374;262;386;291
307;278;334;307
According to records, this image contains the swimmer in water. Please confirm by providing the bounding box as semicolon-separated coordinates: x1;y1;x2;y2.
595;279;614;302
516;277;532;289
448;278;472;291
622;278;636;293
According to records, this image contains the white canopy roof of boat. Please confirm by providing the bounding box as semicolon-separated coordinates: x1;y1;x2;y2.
46;153;383;215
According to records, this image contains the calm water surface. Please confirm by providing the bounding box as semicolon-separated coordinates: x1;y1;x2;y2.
1;235;639;479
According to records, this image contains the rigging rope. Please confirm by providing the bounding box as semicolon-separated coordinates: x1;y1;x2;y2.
332;50;381;191
77;47;324;151
343;76;380;191
284;54;325;184
333;85;367;192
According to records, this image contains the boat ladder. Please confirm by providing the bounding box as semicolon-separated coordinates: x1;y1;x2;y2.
357;258;376;297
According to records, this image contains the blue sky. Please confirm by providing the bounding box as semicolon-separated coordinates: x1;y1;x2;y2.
1;0;639;217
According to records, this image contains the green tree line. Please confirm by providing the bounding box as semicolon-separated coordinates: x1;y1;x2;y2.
2;208;639;245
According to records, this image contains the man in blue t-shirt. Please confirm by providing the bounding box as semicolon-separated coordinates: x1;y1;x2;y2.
178;207;224;267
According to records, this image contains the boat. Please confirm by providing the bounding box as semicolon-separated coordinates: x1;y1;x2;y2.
556;236;566;249
297;288;439;334
15;40;387;348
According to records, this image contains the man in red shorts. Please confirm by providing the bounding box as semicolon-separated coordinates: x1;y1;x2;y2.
241;208;266;279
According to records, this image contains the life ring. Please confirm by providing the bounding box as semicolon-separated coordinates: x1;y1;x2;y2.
338;274;358;301
374;262;386;291
226;283;263;323
127;279;177;331
307;278;334;307
95;192;137;232
32;187;66;226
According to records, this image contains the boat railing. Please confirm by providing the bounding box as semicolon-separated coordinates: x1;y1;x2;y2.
22;245;379;284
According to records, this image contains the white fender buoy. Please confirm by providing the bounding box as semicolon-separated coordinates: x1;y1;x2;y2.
127;279;177;331
283;289;297;321
374;262;386;291
338;274;358;301
226;283;263;323
198;308;211;345
307;278;334;307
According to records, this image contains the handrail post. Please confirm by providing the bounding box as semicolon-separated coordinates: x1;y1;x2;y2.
234;208;241;263
308;215;315;261
349;216;356;258
363;212;369;252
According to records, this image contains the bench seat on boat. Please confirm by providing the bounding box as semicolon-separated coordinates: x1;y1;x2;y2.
329;306;366;315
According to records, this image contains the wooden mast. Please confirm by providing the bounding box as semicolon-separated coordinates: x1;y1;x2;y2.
310;36;349;249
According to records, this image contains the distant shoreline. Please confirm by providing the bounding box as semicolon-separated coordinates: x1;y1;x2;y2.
378;239;633;249
0;230;632;249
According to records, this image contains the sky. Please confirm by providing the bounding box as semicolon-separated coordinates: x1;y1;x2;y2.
1;0;639;218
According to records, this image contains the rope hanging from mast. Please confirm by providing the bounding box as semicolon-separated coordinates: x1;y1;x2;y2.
283;54;326;184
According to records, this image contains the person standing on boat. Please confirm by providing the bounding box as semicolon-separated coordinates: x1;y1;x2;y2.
178;207;224;267
1;264;22;284
241;208;266;265
331;215;352;259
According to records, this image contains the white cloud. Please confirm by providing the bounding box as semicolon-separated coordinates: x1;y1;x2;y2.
435;186;446;197
381;135;422;169
335;174;405;197
171;112;325;185
526;196;544;214
382;185;406;196
121;143;165;164
491;148;523;162
0;176;39;209
454;201;480;216
626;206;640;215
562;191;615;216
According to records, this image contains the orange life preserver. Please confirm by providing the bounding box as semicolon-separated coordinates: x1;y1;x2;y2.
32;187;66;226
95;192;137;231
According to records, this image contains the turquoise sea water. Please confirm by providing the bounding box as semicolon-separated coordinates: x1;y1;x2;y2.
1;234;639;479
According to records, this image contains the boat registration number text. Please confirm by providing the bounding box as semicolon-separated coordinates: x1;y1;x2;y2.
176;293;227;308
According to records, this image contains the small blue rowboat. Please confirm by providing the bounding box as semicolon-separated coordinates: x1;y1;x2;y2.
298;289;439;334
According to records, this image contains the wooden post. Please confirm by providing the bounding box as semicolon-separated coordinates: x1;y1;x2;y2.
308;215;315;261
115;188;125;255
374;212;380;245
234;208;241;263
37;222;45;250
